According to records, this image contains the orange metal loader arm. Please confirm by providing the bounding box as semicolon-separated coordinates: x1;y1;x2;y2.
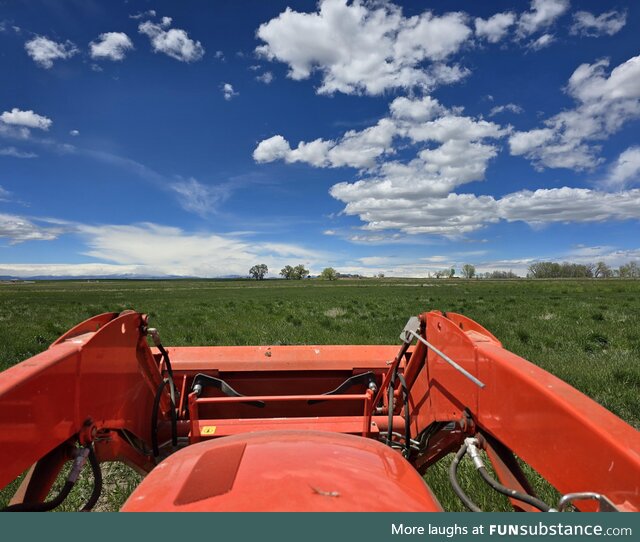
404;311;640;512
1;308;638;512
0;312;163;493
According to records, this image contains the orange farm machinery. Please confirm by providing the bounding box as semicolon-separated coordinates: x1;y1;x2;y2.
0;310;638;512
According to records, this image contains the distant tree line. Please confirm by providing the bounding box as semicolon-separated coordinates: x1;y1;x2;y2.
457;261;640;279
527;261;640;279
248;264;351;280
479;270;519;279
249;260;640;280
280;264;310;280
437;265;518;279
619;261;640;278
433;268;456;279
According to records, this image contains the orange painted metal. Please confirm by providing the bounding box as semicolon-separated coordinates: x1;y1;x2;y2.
0;309;638;512
193;417;380;438
482;433;540;513
408;311;640;511
166;344;397;372
0;312;162;490
121;431;443;512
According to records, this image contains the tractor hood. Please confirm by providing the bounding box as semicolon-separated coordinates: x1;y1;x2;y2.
121;430;442;512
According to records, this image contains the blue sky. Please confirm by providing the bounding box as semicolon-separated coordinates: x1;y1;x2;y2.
0;0;639;277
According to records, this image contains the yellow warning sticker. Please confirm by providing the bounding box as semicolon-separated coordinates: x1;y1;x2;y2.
201;426;217;435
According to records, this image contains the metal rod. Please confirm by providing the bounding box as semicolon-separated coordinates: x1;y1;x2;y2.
407;330;486;389
196;393;368;403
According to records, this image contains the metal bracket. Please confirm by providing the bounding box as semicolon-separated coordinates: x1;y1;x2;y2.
401;317;486;388
308;371;377;405
191;374;265;408
400;316;421;344
558;492;620;512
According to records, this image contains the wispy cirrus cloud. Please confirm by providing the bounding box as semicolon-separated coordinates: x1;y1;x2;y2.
170;178;233;216
570;10;627;37
488;103;523;117
0;213;65;244
601;147;640;190
0;146;37;158
129;10;156;21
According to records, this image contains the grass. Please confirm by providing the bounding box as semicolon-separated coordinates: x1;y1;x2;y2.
0;277;638;511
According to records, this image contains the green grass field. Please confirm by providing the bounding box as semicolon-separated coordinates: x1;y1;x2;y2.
1;278;638;511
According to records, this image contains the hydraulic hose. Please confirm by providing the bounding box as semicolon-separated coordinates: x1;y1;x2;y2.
1;446;92;513
149;329;178;450
0;481;74;513
386;368;396;446
464;437;552;512
476;464;552;512
151;378;178;459
396;373;411;458
449;442;482;512
80;447;102;512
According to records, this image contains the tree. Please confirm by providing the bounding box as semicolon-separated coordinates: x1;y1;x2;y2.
619;261;640;278
292;264;309;280
249;264;268;280
377;272;385;278
487;270;518;279
528;261;561;278
280;265;294;279
461;264;476;279
449;268;456;278
594;261;613;278
320;267;338;280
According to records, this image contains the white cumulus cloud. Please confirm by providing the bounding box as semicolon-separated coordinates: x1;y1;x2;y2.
222;83;238;100
475;12;516;43
254;118;397;169
332;186;640;237
509;54;640;170
24;36;78;68
0;108;52;130
139;18;204;62
255;0;472;96
254;96;506;172
516;0;569;38
90;32;134;61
